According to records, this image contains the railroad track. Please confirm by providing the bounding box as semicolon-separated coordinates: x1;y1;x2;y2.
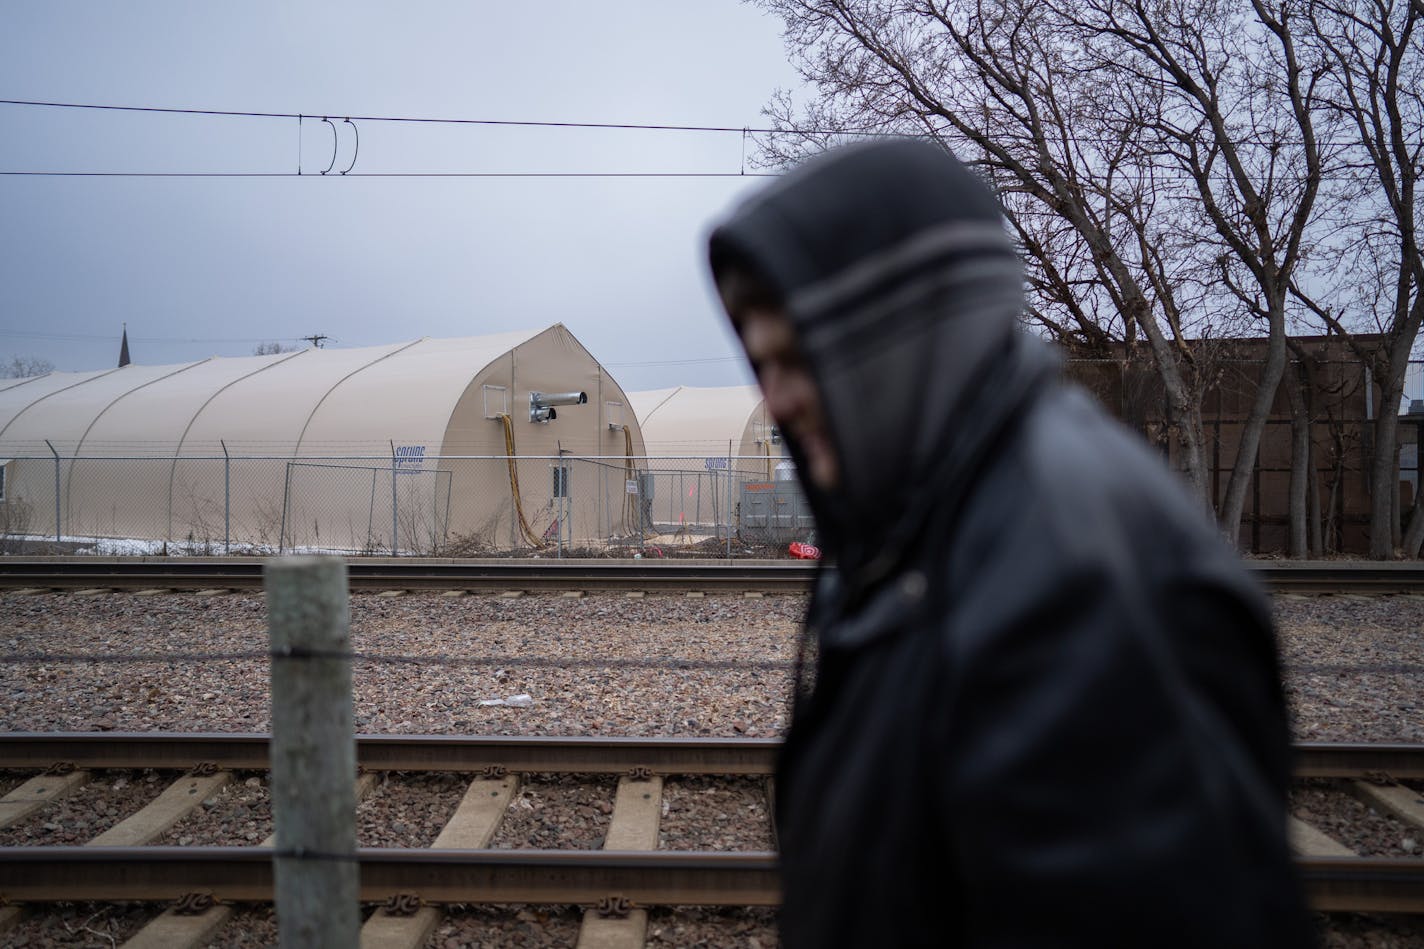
2;557;1422;594
0;557;816;594
0;733;1421;943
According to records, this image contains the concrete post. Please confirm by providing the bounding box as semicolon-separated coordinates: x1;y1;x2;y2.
265;556;358;948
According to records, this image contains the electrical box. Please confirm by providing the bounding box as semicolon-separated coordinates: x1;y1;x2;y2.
739;480;815;543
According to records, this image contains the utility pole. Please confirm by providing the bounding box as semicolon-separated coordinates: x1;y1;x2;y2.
302;334;329;349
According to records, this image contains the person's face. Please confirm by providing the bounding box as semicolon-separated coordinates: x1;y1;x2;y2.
734;305;839;492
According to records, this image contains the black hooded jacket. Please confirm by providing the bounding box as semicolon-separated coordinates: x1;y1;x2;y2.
709;141;1312;947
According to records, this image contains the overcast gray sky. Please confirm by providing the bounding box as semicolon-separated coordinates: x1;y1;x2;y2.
0;1;803;388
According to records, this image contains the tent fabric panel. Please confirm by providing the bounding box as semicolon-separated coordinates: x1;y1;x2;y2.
177;341;414;452
628;385;767;456
70;358;219;456
73;352;312;453
298;329;541;454
0;364;202;453
0;369;122;445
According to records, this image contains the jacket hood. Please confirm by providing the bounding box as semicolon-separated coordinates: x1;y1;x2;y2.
709;140;1053;583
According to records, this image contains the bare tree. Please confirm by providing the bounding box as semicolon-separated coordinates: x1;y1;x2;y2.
1057;0;1333;547
0;355;55;378
253;341;299;356
1295;0;1423;558
753;0;1348;551
755;0;1221;502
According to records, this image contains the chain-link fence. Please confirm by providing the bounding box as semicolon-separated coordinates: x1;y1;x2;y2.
0;453;815;558
2;358;1418;557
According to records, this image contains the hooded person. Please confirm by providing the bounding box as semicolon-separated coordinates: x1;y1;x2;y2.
708;140;1311;947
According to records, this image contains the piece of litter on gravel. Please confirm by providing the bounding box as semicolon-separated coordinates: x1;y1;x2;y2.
477;694;533;708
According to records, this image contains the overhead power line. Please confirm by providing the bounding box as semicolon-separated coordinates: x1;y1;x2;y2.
0;97;1362;146
0;98;1377;180
0;98;792;135
0;171;778;178
606;356;744;367
0;329;305;344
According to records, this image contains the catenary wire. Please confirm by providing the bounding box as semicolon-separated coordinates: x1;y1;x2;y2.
0;171;780;178
0;98;1370;148
0;99;1369;181
0;98;798;134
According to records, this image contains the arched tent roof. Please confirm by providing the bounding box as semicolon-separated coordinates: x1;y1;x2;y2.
628;385;772;456
0;329;549;456
0;370;113;396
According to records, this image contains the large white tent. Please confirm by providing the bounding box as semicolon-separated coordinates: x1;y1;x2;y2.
628;384;776;461
626;385;793;536
0;326;646;552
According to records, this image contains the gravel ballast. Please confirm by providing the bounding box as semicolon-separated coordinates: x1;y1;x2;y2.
489;774;618;850
357;771;471;847
1274;594;1424;743
4;901;150;947
3;589;1420;743
0;769;163;846
660;775;774;851
154;773;271;846
1291;779;1422;857
0;591;801;737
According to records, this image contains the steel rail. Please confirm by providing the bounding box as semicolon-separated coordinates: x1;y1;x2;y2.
1;558;1422;593
1293;743;1424;779
0;847;781;905
0;733;1420;779
0;848;1419;913
1298;858;1424;914
0;733;783;774
1259;563;1424;594
0;558;817;592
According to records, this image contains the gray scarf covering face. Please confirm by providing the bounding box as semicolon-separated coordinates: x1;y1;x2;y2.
709;140;1048;581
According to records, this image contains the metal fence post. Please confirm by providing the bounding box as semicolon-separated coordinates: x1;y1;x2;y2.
44;440;60;542
554;451;568;559
221;440;231;554
264;556;358;948
390;442;398;557
365;469;377;551
279;463;292;555
726;443;733;559
443;469;453;550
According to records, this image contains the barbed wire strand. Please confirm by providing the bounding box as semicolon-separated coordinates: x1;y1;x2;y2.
3;650;797;671
0;650;1415;675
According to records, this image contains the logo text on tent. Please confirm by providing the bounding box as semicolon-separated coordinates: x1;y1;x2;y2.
395;445;426;472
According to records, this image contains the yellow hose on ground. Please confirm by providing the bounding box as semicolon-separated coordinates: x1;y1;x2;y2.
498;414;545;548
621;424;645;538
